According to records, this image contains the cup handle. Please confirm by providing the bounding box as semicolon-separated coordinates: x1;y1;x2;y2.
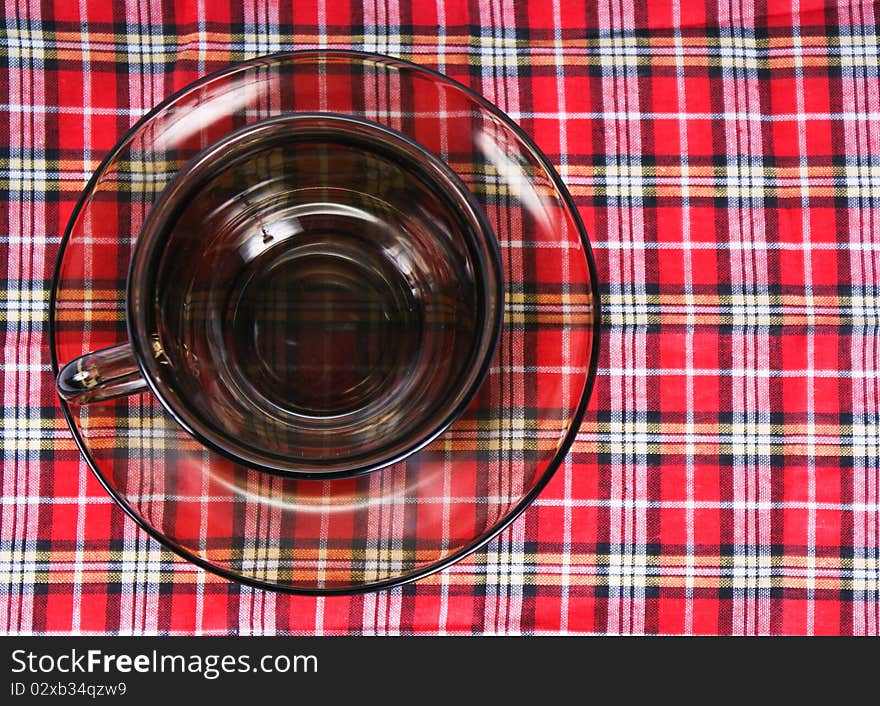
56;343;148;404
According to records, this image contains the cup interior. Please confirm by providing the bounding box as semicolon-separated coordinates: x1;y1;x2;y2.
128;114;502;477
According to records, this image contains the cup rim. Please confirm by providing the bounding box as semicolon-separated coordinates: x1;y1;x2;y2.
125;111;504;479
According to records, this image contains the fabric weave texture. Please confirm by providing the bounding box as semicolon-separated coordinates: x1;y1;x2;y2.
1;0;879;635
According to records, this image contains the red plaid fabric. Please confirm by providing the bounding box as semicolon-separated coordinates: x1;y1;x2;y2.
2;0;879;635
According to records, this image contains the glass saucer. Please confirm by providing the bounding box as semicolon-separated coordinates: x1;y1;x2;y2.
50;50;600;594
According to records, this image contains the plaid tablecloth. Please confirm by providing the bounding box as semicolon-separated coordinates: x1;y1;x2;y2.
2;0;879;635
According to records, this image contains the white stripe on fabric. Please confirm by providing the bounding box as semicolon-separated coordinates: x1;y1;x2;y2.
866;0;880;638
598;0;622;635
842;0;880;637
21;15;45;620
792;0;817;635
4;0;21;634
672;0;696;635
598;0;649;635
728;0;773;636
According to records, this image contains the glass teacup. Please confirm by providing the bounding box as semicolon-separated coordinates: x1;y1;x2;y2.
57;113;502;478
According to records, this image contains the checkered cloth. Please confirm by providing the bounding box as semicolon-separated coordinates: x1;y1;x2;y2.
2;0;879;635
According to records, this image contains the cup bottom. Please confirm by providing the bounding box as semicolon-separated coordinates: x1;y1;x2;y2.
226;229;423;420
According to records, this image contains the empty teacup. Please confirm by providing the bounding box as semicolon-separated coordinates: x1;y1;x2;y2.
58;113;502;478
